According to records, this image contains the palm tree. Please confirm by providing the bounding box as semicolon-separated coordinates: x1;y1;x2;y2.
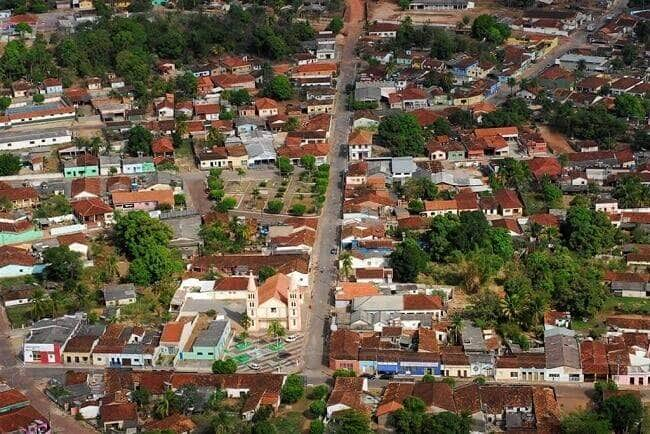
29;288;48;320
155;389;177;419
501;292;522;324
267;320;286;349
49;291;66;318
103;253;119;282
240;313;252;334
507;77;516;96
339;251;353;280
449;314;463;345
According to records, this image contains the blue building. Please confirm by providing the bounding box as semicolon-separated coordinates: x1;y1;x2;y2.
358;349;443;376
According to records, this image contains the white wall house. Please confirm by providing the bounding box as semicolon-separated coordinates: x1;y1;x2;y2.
0;128;72;151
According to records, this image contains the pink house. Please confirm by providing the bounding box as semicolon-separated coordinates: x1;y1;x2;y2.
111;190;174;211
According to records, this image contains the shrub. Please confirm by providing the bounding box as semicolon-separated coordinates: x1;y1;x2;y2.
212;358;237;374
266;199;283;214
280;374;304;404
309;419;325;434
308;385;329;400
216;197;237;213
309;400;326;418
289;203;307;216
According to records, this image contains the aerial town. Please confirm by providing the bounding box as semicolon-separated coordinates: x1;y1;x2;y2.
0;0;647;432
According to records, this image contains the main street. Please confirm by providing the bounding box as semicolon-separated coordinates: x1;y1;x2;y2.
302;0;365;382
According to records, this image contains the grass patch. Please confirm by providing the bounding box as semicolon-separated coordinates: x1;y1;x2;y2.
233;354;251;365
267;342;285;351
175;139;193;158
603;296;650;315
6;304;32;328
234;341;252;352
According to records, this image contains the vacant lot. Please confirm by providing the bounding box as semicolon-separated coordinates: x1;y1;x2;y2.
539;125;574;154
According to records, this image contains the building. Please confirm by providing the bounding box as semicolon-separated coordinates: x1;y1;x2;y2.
407;0;474;9
246;273;302;333
0;128;71;151
0;387;51;434
63;154;99;178
102;283;137;306
177;318;231;361
495;353;547;382
23;313;84;364
111;190;174;211
544;329;583;382
0;245;45;278
122;156;155;174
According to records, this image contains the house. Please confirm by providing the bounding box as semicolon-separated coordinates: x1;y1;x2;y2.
441;346;471;377
122;156;155;174
350;294;445;331
335;282;380;309
388;87;429;110
610;77;644;95
23;313;84;364
407;0;474;10
0;246;45;278
420;199;458;217
580;340;609;382
306;98;334;114
57;232;90;260
527;157;562;180
255;98;279;119
544;329;583;382
326;377;370;418
495;189;523;216
212;74;256;91
0;212;42;246
42;78;63;94
376;381;456;426
576;76;609;93
348;129;373;161
111;190;174;211
495;353;547;382
100;402;138;434
0;186;39;209
246;273;302;333
71;198;113;224
62;154;99;178
606;315;650;334
92;324;159;367
156;94;175;120
159;317;195;356
291;62;337;79
605;272;650;298
177;318;231;362
102;283;137;307
0;387;51;434
557;53;608;73
195;103;220;121
152;137;175;165
99;155;122;175
368;22;399;38
71;177;101;200
62;323;105;365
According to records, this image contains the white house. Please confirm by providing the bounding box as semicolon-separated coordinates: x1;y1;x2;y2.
0;128;72;151
544;329;583;382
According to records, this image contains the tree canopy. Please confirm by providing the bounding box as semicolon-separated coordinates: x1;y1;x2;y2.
377;112;426;156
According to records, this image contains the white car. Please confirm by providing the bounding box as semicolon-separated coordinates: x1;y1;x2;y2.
248;363;261;370
284;335;298;343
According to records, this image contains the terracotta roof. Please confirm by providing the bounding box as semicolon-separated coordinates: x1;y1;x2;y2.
63;335;97;353
539;65;573;81
580;340;608;376
160;321;186;344
212;74;255;88
0;389;29;409
528;213;560;228
496;352;546;369
532;386;561;434
455;189;479;211
293;62;337;74
271;228;316;248
403;294;442;310
56;232;87;246
453;383;480;413
424;199;457;212
411;108;440;127
112;190;174;207
527;157;562;179
255;98;278;110
440;346;469;365
474;126;518;138
417;327;439;353
192;254;309;275
195;103;220;115
152;137;174;154
0;187;38;202
397;216;430;231
71;198;113;217
100;402;137;423
0;405;48;433
0;246;35;267
106;176;131;192
329;329;360;360
71;177;101;197
577;76;608;90
348;129;373;145
336;283;379;301
607;315;650;330
143;414;196;434
258;273;291;304
495;189;522;209
491;218;522;234
327;377;370;415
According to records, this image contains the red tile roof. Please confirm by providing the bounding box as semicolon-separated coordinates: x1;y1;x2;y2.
0;246;35;267
71;177;101;197
72;198;112;217
100;402;137;423
152;137;174;154
403;294;442;310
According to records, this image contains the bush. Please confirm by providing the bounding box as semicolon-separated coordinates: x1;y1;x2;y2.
308;385;329;400
309;419;325;434
309;399;326;418
212;358;237;374
332;368;356;378
216;196;237;213
289;203;307;216
280;374;304;404
259;181;267;187
266;199;283;214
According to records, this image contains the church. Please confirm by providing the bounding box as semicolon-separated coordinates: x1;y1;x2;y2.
246;272;302;333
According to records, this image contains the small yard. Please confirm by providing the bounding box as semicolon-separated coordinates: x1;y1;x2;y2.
6;304;33;328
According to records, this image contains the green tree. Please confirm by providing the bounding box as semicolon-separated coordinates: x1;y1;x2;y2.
131;387;151;408
29;288;49;320
127;0;152;12
613;175;650;208
277;156;294;176
227;89;252;106
216;197;237;213
15;22;32;37
289;203;307;216
329;409;372;434
258;266;277;282
128;243;183;285
280;374;304;404
601;393;643;434
390;238;428;282
541;177;563;208
126;125;153;156
561;411;610;434
327;16;344;34
408;199;425;214
43;246;83;285
378;112;426;156
300;155;316;173
266;199;283;214
310;420;325;434
175;72;198;99
561;203;620;256
471;15;510;44
211;358;238;374
614;94;646;120
33;195;72;218
265;75;293;100
32;93;45;104
431;117;452;136
268;320;286;348
402;177;438;201
332;368;356;378
339;251;353;280
309;399;326;418
154;389;181;419
282;116;300;132
308;384;329;400
114;211;173;259
0;96;11;111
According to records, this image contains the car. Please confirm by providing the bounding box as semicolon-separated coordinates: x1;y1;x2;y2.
330;248;337;255
284;334;298;343
360;373;376;379
379;373;394;380
248;363;261;370
278;352;291;359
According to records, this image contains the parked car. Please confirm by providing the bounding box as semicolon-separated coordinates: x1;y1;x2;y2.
360;373;376;379
379;373;394;380
278;352;291;359
285;334;298;343
248;363;261;370
330;248;337;255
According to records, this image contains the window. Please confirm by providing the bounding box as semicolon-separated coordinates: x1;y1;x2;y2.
630;377;635;385
270;307;277;313
510;372;518;378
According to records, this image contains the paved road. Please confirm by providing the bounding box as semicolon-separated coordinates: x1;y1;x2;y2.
0;307;95;433
488;0;628;105
302;0;365;381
